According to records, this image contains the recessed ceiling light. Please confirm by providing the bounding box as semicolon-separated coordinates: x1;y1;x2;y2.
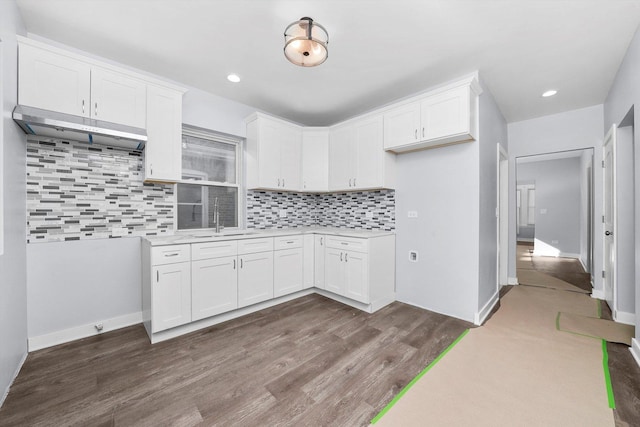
227;74;241;83
542;90;557;97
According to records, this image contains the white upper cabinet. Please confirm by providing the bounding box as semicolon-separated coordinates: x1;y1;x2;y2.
246;113;302;191
301;129;329;192
383;77;481;153
18;42;91;118
329;115;395;191
144;84;183;182
19;41;146;129
90;67;146;129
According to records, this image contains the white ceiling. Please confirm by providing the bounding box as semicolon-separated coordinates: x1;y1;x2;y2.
14;0;640;126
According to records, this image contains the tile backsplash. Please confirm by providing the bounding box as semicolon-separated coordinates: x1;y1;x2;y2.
246;190;395;230
27;139;175;243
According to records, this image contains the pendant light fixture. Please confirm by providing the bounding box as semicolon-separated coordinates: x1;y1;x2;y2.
284;17;329;67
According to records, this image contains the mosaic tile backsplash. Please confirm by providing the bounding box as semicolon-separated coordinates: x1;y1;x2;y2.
27;139;175;243
246;190;395;230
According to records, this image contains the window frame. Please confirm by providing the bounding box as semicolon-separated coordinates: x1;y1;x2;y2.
175;125;244;232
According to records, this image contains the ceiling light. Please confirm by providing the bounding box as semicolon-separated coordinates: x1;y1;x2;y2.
227;74;241;83
284;17;328;67
542;90;557;97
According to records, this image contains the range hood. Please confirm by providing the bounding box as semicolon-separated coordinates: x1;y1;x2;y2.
12;105;147;151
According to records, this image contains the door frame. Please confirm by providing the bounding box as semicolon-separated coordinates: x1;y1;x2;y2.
497;144;509;289
603;124;617;312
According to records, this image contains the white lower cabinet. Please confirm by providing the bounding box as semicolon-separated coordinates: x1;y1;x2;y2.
238;251;274;308
191;256;238;321
274;248;304;297
324;248;369;303
152;262;191;333
324;248;344;295
314;235;326;289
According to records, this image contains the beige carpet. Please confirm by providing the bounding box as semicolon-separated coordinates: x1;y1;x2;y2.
518;269;590;294
372;285;614;426
558;312;635;346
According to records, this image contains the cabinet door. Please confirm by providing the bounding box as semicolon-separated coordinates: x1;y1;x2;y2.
421;86;470;141
280;125;302;191
274;248;304;297
328;126;355;191
314;235;325;289
354;116;383;189
18;43;91;117
152;262;191;332
383;102;420;150
303;235;315;289
257;119;282;189
324;248;345;295
238;251;274;308
191;256;238;321
344;251;369;304
91;67;146;128
145;84;182;182
302;130;329;191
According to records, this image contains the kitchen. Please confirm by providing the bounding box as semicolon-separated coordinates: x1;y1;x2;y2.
2;1;640;425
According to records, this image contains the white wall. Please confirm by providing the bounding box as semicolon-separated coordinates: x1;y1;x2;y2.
27;238;142;339
604;23;640;355
507;105;604;291
183;87;258;137
395;141;480;322
478;86;508;312
516;157;582;257
0;0;27;406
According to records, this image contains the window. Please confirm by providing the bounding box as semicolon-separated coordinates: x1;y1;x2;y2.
177;125;243;231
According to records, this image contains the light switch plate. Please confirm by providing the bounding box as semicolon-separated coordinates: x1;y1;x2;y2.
408;210;418;218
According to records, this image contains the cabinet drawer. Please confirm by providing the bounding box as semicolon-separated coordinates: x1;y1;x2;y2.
325;236;369;253
192;240;238;261
274;235;303;250
237;237;274;255
151;244;191;266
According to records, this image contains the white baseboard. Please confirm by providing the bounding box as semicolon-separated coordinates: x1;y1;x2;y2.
475;290;499;326
591;289;605;300
508;277;519;285
532;251;581;259
613;310;635;326
1;351;27;409
517;238;534;243
630;338;640;369
578;257;588;272
28;312;143;352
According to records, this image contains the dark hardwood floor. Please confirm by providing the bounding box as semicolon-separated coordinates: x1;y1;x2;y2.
0;294;472;427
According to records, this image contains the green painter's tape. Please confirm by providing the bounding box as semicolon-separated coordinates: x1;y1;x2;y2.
602;339;616;409
370;329;470;424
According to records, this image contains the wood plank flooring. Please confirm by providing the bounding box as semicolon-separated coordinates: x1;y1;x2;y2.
0;294;472;426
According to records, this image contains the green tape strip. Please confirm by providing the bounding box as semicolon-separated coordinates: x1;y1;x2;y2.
370;329;470;424
602;339;616;409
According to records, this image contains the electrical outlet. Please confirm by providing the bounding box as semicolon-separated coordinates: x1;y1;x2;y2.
409;251;418;262
408;210;418;218
279;209;287;218
365;211;374;219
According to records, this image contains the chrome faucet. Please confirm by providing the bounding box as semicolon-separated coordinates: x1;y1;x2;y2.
214;197;222;233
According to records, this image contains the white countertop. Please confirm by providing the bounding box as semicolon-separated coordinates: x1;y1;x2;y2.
144;227;395;246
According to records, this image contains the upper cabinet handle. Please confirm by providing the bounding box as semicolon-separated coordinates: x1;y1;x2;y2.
95;102;98;116
415;129;417;139
277;178;281;187
82;99;85;114
422;127;425;138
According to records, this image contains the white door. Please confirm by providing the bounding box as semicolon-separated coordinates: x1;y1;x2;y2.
274;248;304;297
145;84;182;182
18;43;91;117
279;125;302;191
344;251;369;303
191;256;238;321
91;67;146;128
354;116;383;189
382;101;420;150
152;262;191;332
328;126;355;190
498;145;509;287
314;235;326;289
603;124;616;309
238;251;274;308
324;248;344;294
